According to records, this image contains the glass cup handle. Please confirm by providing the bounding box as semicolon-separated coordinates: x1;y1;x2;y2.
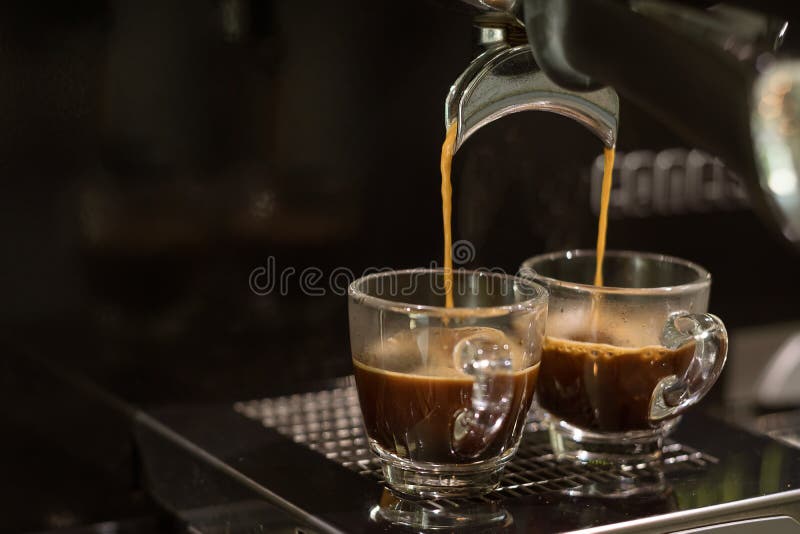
650;313;729;422
451;334;515;459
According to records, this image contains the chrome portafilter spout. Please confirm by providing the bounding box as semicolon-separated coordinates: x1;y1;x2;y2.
445;9;619;153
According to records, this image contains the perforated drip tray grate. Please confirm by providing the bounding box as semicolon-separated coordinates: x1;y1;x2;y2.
234;377;718;499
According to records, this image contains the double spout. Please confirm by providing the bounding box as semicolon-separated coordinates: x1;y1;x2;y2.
446;6;619;153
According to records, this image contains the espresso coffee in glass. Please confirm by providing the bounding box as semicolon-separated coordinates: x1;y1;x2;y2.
521;251;728;464
348;269;548;497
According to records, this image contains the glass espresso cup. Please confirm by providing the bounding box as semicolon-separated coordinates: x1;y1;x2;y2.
348;269;548;497
520;251;728;464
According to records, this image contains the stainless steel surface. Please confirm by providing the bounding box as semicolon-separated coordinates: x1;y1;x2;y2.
755;332;800;408
576;491;800;534
445;44;619;151
446;0;619;152
755;410;800;449
752;61;800;244
724;321;800;416
673;515;800;533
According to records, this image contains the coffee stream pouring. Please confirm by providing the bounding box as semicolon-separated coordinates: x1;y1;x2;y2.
448;0;800;245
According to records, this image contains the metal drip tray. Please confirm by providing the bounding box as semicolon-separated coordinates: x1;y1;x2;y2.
136;377;800;533
234;378;717;499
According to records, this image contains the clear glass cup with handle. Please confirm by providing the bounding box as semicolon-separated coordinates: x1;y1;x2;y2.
520;250;728;465
348;268;548;497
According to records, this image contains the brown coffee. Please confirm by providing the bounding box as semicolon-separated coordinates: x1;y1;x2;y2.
593;147;615;286
537;336;694;433
354;360;538;463
353;326;539;463
441;121;457;308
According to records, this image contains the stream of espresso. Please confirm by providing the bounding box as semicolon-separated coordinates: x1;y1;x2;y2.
593;147;616;286
440;121;615;304
441;121;458;308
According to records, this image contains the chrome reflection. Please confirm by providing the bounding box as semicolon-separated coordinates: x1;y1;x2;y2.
370;488;513;532
752;61;800;243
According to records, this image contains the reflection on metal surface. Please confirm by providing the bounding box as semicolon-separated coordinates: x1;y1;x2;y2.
754;333;800;409
752;61;800;243
590;150;748;218
672;515;800;533
445;45;619;152
755;410;800;449
234;379;717;505
370;489;512;531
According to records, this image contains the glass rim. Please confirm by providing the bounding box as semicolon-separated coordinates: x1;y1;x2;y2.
347;267;547;316
520;249;711;295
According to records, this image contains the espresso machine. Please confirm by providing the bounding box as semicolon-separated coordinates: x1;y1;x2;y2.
128;2;800;533
5;1;800;533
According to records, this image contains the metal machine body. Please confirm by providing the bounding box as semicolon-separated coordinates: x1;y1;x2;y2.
448;0;800;244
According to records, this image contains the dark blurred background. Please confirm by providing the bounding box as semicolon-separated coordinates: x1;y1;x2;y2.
1;0;799;532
